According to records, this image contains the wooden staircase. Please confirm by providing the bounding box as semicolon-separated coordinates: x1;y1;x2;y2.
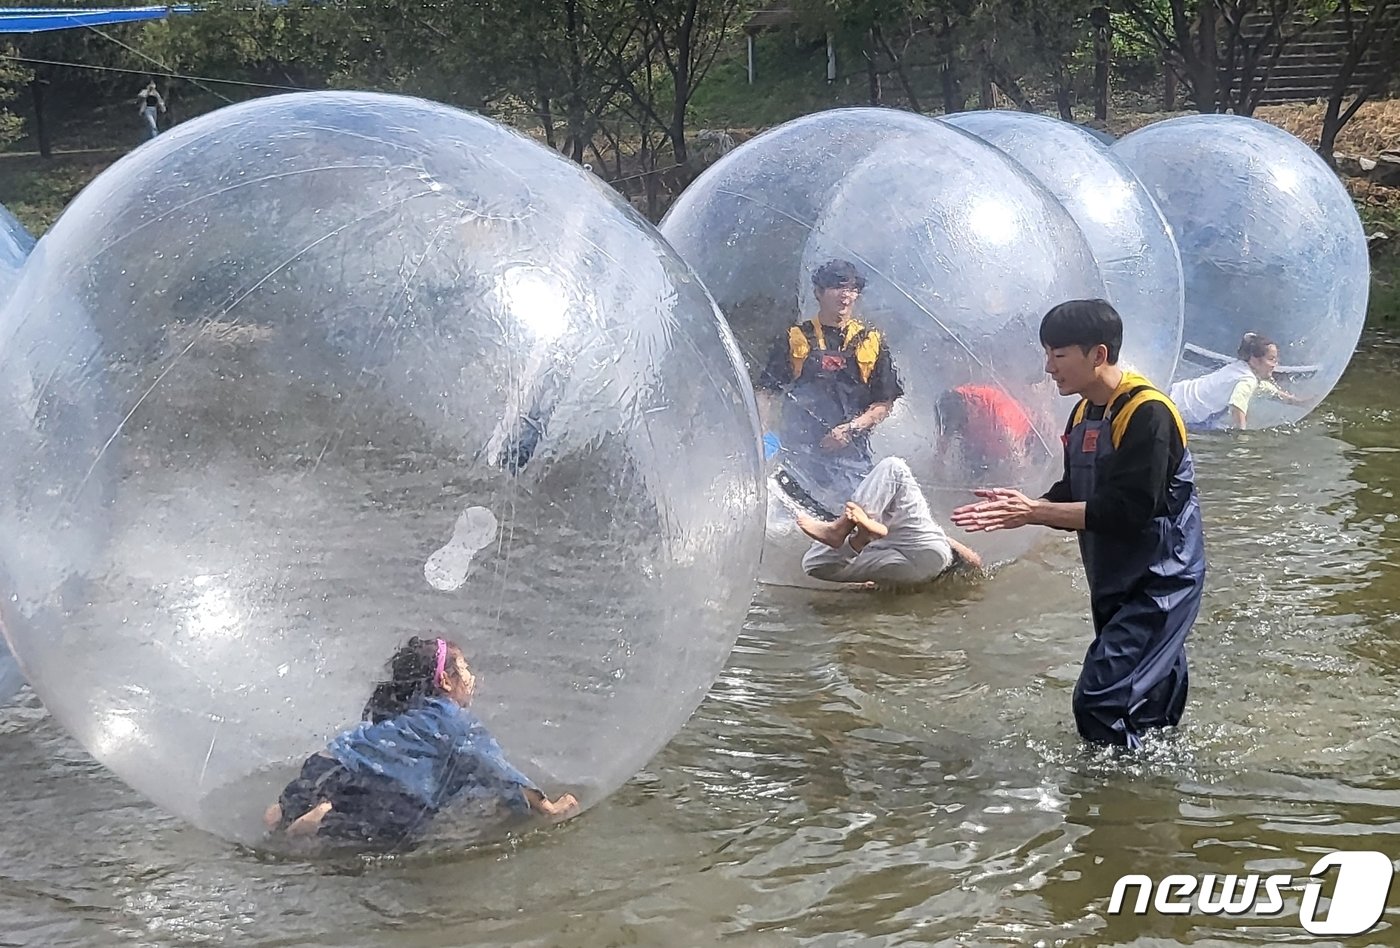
1244;11;1397;104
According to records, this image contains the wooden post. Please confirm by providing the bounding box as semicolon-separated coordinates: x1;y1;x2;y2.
747;33;755;84
30;78;50;159
826;32;836;82
1091;6;1111;121
1164;64;1177;110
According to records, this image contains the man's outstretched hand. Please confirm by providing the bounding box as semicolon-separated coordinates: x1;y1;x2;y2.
950;488;1037;533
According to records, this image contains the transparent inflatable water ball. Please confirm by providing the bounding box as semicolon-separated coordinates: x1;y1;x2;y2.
944;110;1183;389
0;91;764;849
1114;114;1369;428
0;202;32;314
0;201;33;705
663;109;1107;581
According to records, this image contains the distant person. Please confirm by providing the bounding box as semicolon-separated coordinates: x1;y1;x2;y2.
935;383;1043;482
757;259;903;515
951;300;1205;750
264;636;577;850
796;456;982;587
137;81;165;140
1168;332;1303;431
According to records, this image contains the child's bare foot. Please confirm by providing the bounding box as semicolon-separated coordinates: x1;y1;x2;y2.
797;513;853;549
844;502;888;540
287;800;332;838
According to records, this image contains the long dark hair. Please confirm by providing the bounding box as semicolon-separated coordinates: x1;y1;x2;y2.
362;636;449;723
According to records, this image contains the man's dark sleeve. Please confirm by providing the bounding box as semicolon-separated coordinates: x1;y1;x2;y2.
757;331;793;392
867;341;903;402
1084;401;1181;537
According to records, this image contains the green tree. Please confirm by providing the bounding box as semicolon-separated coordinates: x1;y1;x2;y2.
0;46;26;149
966;0;1098;116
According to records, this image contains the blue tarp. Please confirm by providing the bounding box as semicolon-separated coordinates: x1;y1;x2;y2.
0;5;195;32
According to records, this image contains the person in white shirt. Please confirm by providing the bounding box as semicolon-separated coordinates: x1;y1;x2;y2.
1168;332;1303;431
137;81;166;140
796;457;982;587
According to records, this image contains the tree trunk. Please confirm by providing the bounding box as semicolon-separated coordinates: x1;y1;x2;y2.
538;93;556;150
941;61;964;113
1164;63;1178;110
164;79;178;128
978;56;995;108
1055;73;1074;121
1092;5;1111;121
564;0;587;164
669;1;695;179
1193;5;1219;112
985;57;1037;111
1318;95;1343;166
30;78;49;159
872;24;923;112
643;143;661;221
864;32;882;105
937;12;963;113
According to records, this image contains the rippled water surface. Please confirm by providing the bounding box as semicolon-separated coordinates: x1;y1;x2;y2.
3;336;1400;946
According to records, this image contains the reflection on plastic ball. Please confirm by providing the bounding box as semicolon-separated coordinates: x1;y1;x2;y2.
0;92;764;848
1114;114;1369;428
663;109;1107;583
944;110;1183;388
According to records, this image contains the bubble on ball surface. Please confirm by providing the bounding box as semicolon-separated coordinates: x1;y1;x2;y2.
1113;114;1369;428
0;91;764;848
665;110;1108;582
944;110;1183;388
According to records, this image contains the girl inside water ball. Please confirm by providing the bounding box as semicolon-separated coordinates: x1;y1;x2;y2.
1169;332;1305;431
264;636;578;849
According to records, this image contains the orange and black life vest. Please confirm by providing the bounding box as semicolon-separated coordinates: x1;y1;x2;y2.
785;318;884;385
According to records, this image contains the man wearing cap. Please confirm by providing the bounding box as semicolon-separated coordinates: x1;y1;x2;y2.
757;259;903;516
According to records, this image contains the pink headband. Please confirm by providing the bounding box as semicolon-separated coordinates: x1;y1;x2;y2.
434;638;448;690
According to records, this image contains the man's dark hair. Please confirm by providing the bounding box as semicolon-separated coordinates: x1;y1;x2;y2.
811;258;867;292
1038;299;1122;364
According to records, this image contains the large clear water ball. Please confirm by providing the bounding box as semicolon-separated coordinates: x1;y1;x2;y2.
0;201;32;703
1113;114;1369;427
662;109;958;587
665;109;1107;580
0;202;32;307
944;110;1183;388
0;91;764;848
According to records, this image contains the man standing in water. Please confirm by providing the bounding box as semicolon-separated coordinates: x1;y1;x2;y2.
951;300;1205;748
757;259;902;517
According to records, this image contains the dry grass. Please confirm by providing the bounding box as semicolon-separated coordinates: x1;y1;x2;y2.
1100;99;1400;158
1256;98;1400;157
